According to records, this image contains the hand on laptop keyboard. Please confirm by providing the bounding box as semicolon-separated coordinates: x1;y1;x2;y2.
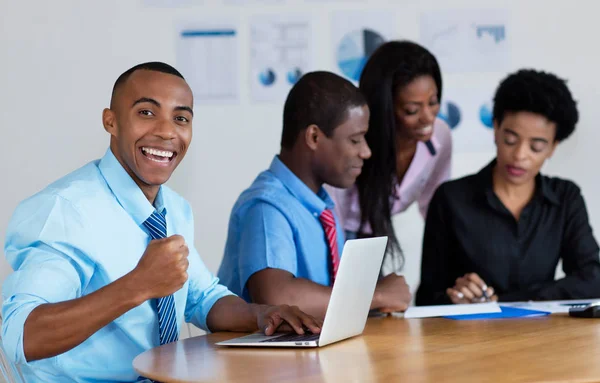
256;304;322;336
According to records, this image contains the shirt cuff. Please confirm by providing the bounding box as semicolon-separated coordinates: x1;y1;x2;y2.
191;285;235;332
2;296;44;365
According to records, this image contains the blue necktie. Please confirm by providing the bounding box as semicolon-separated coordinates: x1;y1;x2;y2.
142;210;179;345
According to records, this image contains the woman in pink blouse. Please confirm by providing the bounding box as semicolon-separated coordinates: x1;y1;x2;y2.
328;40;452;271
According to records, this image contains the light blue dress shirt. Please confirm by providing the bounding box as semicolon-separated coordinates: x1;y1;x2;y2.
2;149;233;383
218;156;345;301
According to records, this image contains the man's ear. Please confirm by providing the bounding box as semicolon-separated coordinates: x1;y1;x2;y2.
304;124;321;151
103;108;117;136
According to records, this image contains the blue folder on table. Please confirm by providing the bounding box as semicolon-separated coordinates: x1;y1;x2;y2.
444;306;551;320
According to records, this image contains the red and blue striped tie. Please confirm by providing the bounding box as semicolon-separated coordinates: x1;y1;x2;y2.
319;209;340;285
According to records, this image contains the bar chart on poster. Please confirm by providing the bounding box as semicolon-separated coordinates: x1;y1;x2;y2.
420;9;510;73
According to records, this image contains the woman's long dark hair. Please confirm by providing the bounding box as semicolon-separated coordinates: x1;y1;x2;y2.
357;40;442;271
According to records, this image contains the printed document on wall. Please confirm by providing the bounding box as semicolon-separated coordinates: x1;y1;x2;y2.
176;20;239;103
250;14;312;103
331;10;396;83
420;9;510;73
225;0;284;4
438;82;497;153
143;0;202;6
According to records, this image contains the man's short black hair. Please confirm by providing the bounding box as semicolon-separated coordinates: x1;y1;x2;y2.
493;69;578;142
281;71;367;149
110;62;185;108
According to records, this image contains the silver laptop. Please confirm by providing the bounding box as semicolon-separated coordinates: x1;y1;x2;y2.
216;236;388;348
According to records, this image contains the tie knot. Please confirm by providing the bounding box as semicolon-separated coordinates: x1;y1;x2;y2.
319;209;335;228
143;209;167;240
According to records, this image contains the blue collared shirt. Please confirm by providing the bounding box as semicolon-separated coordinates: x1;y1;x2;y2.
218;156;345;300
2;149;233;383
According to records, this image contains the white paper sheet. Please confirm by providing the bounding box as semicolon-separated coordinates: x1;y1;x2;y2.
439;82;497;153
176;21;239;103
224;0;284;4
420;9;510;73
402;302;501;319
250;14;311;102
502;299;600;314
143;0;202;7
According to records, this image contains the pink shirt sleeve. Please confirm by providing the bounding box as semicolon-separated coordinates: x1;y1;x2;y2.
323;184;362;233
417;120;453;218
323;184;348;230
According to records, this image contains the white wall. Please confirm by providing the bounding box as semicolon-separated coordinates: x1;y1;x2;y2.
0;0;597;308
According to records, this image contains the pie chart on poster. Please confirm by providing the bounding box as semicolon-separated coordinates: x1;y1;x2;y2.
287;68;302;85
336;29;385;81
259;69;276;86
479;102;494;128
438;101;461;129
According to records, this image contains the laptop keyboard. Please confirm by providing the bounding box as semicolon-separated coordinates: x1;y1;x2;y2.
260;332;320;343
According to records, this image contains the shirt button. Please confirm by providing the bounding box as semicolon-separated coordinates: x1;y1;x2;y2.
313;212;318;217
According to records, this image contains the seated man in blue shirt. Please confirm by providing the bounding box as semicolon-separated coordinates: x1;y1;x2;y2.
2;62;320;383
218;71;412;318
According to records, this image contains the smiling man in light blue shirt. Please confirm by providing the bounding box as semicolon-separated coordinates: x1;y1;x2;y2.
2;62;320;383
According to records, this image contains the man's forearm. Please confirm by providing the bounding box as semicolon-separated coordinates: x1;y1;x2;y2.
205;295;263;333
251;277;332;318
23;273;145;362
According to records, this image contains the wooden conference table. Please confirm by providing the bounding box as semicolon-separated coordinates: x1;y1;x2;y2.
133;314;600;382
